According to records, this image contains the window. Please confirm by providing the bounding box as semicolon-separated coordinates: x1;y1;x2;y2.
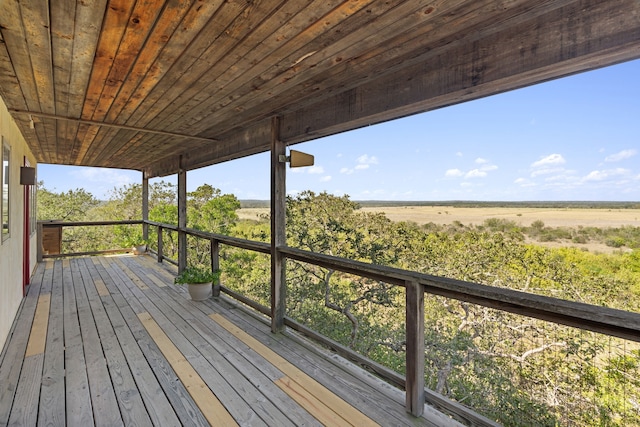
2;139;9;241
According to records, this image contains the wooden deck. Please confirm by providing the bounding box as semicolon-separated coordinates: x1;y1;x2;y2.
0;255;458;426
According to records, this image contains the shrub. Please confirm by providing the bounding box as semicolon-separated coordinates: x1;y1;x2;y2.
174;266;221;284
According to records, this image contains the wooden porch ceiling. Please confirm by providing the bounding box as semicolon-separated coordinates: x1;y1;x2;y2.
0;0;639;178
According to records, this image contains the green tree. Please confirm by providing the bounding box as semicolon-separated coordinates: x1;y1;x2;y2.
187;184;240;233
36;182;103;253
37;182;99;221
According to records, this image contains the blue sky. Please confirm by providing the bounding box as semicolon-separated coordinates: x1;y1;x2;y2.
39;59;640;202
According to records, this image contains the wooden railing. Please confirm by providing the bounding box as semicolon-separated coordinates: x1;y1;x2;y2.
36;220;640;425
37;220;143;260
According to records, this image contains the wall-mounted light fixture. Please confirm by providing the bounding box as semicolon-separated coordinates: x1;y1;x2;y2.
279;149;314;168
20;166;36;185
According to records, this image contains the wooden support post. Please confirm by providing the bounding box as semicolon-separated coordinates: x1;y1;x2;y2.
142;172;149;241
270;116;286;333
211;239;220;297
178;166;187;273
406;280;425;416
157;226;163;263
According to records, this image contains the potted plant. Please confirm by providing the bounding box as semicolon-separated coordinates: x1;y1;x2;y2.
131;238;149;255
174;266;221;301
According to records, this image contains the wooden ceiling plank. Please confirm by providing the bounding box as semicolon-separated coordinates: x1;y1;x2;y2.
51;0;76;116
82;0;135;121
92;0;166;121
107;0;226;127
0;15;28;112
80;124;124;166
103;0;196;123
51;0;77;164
93;128;142;167
75;123;102;166
68;0;108;118
123;0;251;128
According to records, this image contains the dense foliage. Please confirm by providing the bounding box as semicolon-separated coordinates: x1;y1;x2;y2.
38;184;640;426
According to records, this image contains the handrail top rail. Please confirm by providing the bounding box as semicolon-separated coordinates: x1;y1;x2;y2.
145;220;271;254
39;219;143;227
41;219;640;342
280;246;640;342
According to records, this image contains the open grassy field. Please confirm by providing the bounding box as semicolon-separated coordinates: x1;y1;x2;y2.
239;206;640;228
358;206;640;228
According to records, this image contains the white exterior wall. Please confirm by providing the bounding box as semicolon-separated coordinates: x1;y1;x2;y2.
0;96;37;351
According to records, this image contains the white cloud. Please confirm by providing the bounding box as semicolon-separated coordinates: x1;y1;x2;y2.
466;169;487;178
357;154;379;165
340;154;378;175
582;168;630;182
530;167;565;178
445;169;464;177
446;162;496;179
456;151;463;157
70;167;134;188
531;154;565;168
514;177;536;187
320;175;332;182
605;149;637;162
307;166;324;174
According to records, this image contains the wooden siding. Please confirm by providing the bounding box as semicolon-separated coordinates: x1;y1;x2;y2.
0;255;460;426
0;1;638;177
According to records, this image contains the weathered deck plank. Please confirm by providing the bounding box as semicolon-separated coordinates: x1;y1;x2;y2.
63;259;95;426
0;255;458;427
38;261;65;426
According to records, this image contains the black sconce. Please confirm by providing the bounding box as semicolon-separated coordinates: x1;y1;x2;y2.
20;166;36;185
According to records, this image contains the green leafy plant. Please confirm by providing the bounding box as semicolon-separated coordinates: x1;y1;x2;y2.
174;266;220;285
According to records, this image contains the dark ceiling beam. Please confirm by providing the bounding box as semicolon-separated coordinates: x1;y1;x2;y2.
146;118;273;177
9;110;219;144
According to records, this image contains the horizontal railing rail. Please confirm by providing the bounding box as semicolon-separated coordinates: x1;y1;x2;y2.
279;246;640;343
